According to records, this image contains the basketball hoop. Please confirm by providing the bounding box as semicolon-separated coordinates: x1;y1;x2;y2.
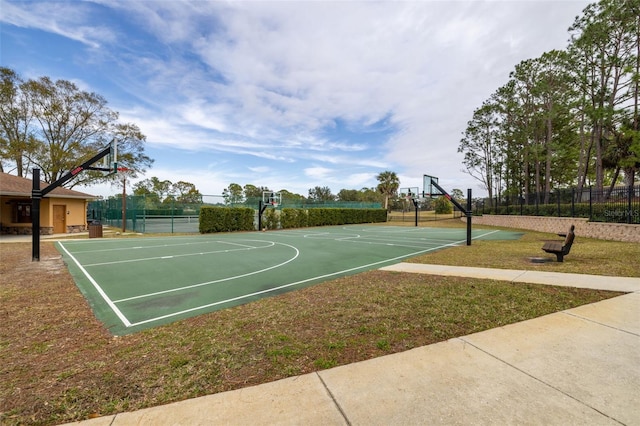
400;187;419;203
263;191;281;209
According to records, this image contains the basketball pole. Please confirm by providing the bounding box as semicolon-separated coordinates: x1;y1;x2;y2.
31;169;41;261
430;181;472;246
122;174;127;233
258;200;264;230
31;143;114;261
466;189;472;246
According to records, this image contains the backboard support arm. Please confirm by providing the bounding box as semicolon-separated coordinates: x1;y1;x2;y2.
31;143;114;261
431;181;473;246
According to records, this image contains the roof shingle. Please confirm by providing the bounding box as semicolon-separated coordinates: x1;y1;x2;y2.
0;172;96;199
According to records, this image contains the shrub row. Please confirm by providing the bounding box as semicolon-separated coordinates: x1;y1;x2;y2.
199;207;388;233
199;206;254;233
281;208;387;229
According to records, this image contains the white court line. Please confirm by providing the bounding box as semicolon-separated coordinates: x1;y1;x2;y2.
339;239;453;250
84;241;275;267
264;227;496;241
66;238;246;254
57;242;131;327
113;241;300;303
342;226;467;234
126;231;499;328
272;228;497;250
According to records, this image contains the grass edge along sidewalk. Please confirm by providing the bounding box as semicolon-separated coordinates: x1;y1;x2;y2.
0;224;636;425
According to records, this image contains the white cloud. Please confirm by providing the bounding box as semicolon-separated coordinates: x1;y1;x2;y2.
304;167;333;180
2;0;590;198
1;1;114;48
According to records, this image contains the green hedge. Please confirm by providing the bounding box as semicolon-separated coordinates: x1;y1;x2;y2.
199;206;254;233
263;208;279;230
275;208;387;228
281;208;309;229
200;207;387;233
273;208;387;229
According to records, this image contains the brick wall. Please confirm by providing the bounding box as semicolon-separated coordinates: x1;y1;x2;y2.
471;215;640;243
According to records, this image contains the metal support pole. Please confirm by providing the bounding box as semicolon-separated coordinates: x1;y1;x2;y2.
258;201;268;230
31;169;41;261
430;181;472;246
30;144;113;261
627;183;633;224
413;198;419;227
122;175;127;233
466;188;472;246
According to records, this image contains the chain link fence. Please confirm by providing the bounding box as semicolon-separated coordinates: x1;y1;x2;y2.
88;194;383;233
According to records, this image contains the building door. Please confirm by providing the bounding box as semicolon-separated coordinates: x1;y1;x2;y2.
53;205;66;234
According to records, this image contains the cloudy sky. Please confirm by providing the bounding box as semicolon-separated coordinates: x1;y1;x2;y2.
1;0;590;198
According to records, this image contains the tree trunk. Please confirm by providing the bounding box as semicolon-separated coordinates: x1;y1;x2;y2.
544;109;553;196
575;108;589;202
606;167;620;200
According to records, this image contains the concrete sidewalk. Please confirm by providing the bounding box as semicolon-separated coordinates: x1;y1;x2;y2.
67;265;640;425
380;263;640;293
0;233;89;243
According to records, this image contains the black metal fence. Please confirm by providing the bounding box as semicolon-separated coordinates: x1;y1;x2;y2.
476;185;640;224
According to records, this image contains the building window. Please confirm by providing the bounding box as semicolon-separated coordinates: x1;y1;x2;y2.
14;202;32;223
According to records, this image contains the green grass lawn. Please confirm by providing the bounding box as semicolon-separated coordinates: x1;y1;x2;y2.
1;220;637;425
406;222;640;277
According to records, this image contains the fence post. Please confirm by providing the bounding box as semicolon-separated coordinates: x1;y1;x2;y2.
519;196;524;216
171;198;175;233
571;188;575;218
122;187;126;233
142;193;146;233
556;191;561;217
589;186;593;221
628;183;633;224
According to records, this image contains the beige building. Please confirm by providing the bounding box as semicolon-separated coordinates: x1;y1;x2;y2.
0;172;95;235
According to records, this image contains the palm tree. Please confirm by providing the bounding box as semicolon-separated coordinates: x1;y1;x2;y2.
376;171;399;210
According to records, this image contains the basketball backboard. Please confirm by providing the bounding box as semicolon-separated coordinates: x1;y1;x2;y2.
399;187;420;200
98;139;118;176
262;191;281;207
109;139;118;175
423;175;443;198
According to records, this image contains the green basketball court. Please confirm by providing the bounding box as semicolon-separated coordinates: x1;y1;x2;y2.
57;225;522;335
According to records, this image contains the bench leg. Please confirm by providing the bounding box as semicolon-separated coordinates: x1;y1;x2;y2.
555;252;564;262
